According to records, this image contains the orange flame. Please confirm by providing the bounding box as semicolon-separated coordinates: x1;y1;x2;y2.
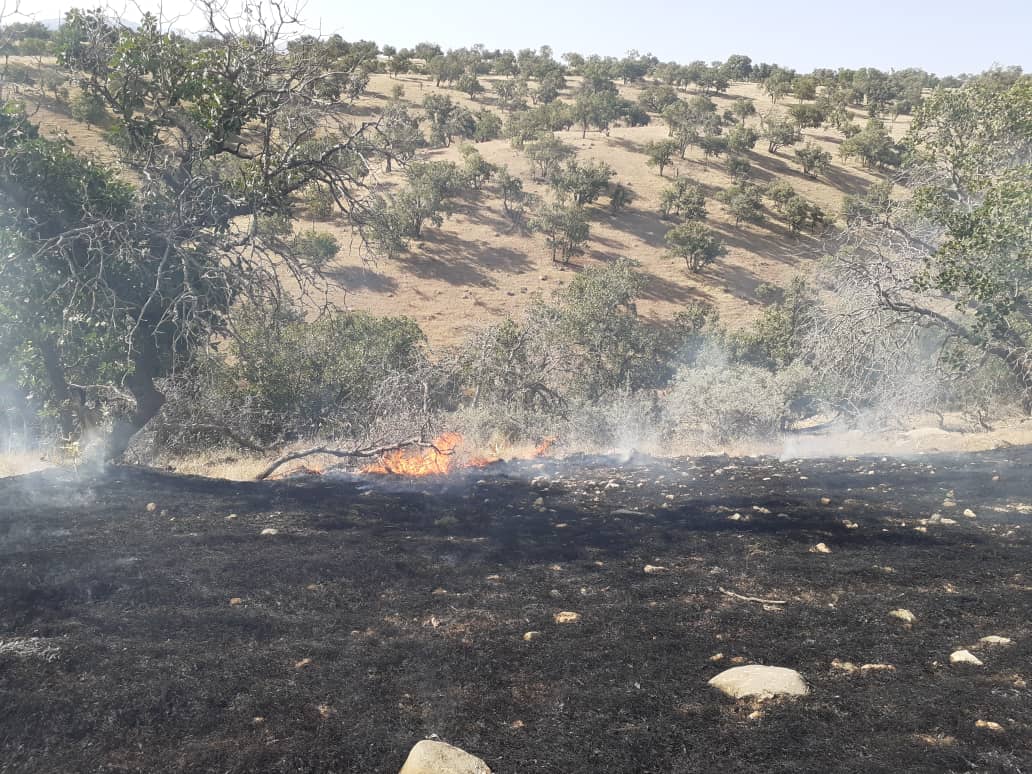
360;432;555;477
360;432;463;476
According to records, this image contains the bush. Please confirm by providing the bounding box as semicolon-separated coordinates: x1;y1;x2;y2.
292;230;340;268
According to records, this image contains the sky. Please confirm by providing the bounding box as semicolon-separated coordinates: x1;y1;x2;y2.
20;0;1032;75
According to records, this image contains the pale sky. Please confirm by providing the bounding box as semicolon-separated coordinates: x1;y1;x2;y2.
21;0;1032;76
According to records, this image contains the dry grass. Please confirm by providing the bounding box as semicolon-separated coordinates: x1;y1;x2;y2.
0;452;55;479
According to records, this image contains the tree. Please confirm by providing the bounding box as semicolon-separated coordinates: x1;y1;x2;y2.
665;222;726;271
764;69;793;103
532;202;589;262
573;91;620;138
394;160;465;237
1;5;394;456
731;99;757;125
551;159;616;206
524;135;576;181
723;54;753;81
643;138;679;176
457;71;485;100
609;183;633;212
422;93;460;146
638;83;679;113
726;125;759;153
794;141;832;177
788;102;826;128
838;118;901;169
792;76;818;101
828;78;1032;409
718;183;765;225
764;180;798;211
459;144;496;190
726;154;752;181
472;108;502;142
492;77;528;112
388;51;411;78
659;178;707;221
762;114;802;153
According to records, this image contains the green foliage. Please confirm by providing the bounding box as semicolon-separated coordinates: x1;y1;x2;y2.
762;115;802;153
394;160;465;237
292;230;341;268
642;138;679;176
609;182;633;212
456;71;484;99
726;154;752;181
550;159;616;206
459;144;497;189
472;109;502;142
794;141;832;177
788;102;826;128
731;99;757;125
665;222;726;271
726;125;759;153
838;118;901;168
531;201;589;262
70;90;107;126
764;180;798;211
717;183;766;225
638;83;680;113
699;135;728;157
524;135;576;180
659;177;707;221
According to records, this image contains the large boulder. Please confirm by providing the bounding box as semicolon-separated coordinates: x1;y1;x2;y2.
708;665;809;699
398;740;491;774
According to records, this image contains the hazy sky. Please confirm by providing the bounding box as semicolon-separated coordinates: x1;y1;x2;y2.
22;0;1032;75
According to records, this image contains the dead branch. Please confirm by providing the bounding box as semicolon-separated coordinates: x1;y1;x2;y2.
718;587;787;605
255;437;442;480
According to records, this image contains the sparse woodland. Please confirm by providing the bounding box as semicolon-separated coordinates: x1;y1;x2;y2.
0;2;1029;466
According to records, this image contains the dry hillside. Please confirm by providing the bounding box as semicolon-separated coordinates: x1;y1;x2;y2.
17;62;909;348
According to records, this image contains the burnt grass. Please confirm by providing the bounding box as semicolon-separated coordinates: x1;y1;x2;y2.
2;449;1031;774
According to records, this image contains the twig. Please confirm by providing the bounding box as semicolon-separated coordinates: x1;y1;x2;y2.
718;587;787;605
255;437;437;480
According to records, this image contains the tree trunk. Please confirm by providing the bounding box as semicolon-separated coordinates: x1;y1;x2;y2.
106;332;166;461
36;335;77;440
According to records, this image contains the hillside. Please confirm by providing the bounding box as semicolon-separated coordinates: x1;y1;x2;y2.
16;61;905;349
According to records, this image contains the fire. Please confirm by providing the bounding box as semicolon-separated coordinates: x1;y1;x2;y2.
360;432;555;477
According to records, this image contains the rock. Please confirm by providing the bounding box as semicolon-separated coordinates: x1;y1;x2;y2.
294;658;312;669
728;512;743;521
975;720;1004;733
949;649;983;666
229;597;243;606
226;513;238;520
260;527;279;536
820;496;832;506
709;653;724;663
553;611;580;624
831;659;858;673
398;740;491;774
810;543;832;554
888;609;916;626
708;665;809;699
963;508;977;518
860;663;895;673
145;502;157;512
643;564;668;574
522;631;542;641
979;635;1013;647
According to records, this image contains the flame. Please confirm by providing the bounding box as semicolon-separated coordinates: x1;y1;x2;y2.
361;432;555;477
360;432;463;476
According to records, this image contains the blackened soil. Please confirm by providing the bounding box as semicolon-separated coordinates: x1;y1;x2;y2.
1;449;1031;773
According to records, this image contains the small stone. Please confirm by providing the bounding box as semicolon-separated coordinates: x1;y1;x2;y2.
294;658;312;669
950;649;983;666
728;513;743;521
889;609;916;626
831;659;858;673
747;710;764;720
316;704;334;719
708;665;809;699
942;498;956;508
709;653;724;663
533;497;545;508
978;635;1013;647
963;508;977;518
226;513;238;520
229;597;243;606
811;543;831;554
523;631;542;641
820;497;832;506
145;502;157;512
841;519;859;529
252;716;265;725
860;663;895;673
399;740;492;774
975;720;1004;733
914;733;956;747
432;588;448;595
553;611;580;624
939;517;958;525
260;528;279;536
643;564;668;574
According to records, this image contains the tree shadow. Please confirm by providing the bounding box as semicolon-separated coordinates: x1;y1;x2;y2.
324;264;400;294
638;270;714;305
399;230;535;286
605;207;668;249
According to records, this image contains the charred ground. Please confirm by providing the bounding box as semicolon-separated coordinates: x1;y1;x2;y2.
1;449;1031;773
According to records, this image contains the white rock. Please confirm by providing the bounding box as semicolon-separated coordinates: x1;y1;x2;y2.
553;611;580;624
811;543;831;554
949;649;983;666
260;528;279;536
643;564;668;574
708;665;809;699
979;635;1013;647
889;609;916;625
975;720;1004;733
963;508;977;518
398;740;491;774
